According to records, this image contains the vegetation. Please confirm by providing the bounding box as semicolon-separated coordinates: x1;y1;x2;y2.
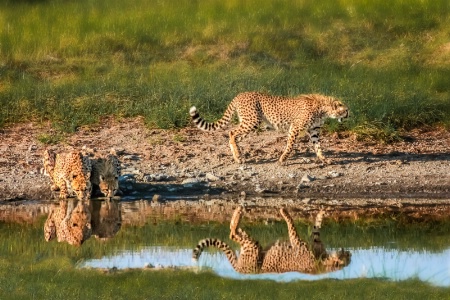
0;0;449;140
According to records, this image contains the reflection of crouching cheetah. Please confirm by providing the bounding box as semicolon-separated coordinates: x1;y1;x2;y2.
90;199;122;240
42;149;92;200
90;154;121;198
193;207;351;274
44;199;92;246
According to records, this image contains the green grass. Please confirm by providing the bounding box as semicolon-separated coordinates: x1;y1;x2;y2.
2;264;450;300
1;0;450;140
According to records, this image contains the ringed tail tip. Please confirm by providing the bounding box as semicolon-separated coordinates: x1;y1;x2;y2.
189;106;197;116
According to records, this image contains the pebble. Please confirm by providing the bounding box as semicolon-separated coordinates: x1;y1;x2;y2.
119;174;136;184
328;171;343;178
301;174;315;183
205;173;222;182
182;178;207;188
143;174;175;182
301;198;312;204
255;184;266;193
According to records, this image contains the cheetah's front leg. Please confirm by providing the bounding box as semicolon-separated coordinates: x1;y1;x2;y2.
279;125;304;164
308;128;331;164
57;178;70;199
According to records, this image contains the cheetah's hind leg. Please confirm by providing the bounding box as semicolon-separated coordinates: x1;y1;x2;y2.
229;206;252;243
230;206;243;235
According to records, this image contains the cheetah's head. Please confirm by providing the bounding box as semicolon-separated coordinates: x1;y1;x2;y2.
327;98;349;122
320;248;352;273
98;173;120;198
68;201;92;246
71;172;92;201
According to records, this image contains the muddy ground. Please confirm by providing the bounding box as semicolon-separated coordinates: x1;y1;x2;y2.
0;117;449;221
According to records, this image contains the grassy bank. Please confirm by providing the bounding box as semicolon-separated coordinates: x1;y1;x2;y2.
1;0;449;140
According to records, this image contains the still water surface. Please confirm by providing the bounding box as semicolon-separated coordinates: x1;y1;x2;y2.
2;198;450;286
79;246;450;286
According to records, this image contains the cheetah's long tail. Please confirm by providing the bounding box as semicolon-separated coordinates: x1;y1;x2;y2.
189;101;236;131
192;238;238;268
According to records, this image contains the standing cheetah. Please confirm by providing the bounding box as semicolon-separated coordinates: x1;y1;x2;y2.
193;207;351;274
190;92;349;164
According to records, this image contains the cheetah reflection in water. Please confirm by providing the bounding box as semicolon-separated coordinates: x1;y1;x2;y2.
193;207;351;274
44;199;92;246
89;199;122;240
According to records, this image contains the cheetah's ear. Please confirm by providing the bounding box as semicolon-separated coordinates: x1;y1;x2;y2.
99;175;105;182
332;100;340;110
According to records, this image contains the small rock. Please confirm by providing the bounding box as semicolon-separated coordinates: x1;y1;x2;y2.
182;178;200;184
301;198;311;204
182;178;206;188
143;174;175;182
205;173;221;182
119;174;136;184
328;171;343;178
301;174;315;183
255;184;265;193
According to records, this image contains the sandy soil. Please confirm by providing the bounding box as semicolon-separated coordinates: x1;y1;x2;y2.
0;118;449;215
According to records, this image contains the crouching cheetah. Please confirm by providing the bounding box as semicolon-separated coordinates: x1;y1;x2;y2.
44;199;92;246
90;154;122;198
193;207;351;274
43;149;92;200
190;92;349;164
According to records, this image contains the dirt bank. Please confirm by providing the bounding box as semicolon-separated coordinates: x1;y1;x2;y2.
0;118;449;209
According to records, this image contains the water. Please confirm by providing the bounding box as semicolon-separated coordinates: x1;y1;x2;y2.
78;246;450;286
2;198;450;287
